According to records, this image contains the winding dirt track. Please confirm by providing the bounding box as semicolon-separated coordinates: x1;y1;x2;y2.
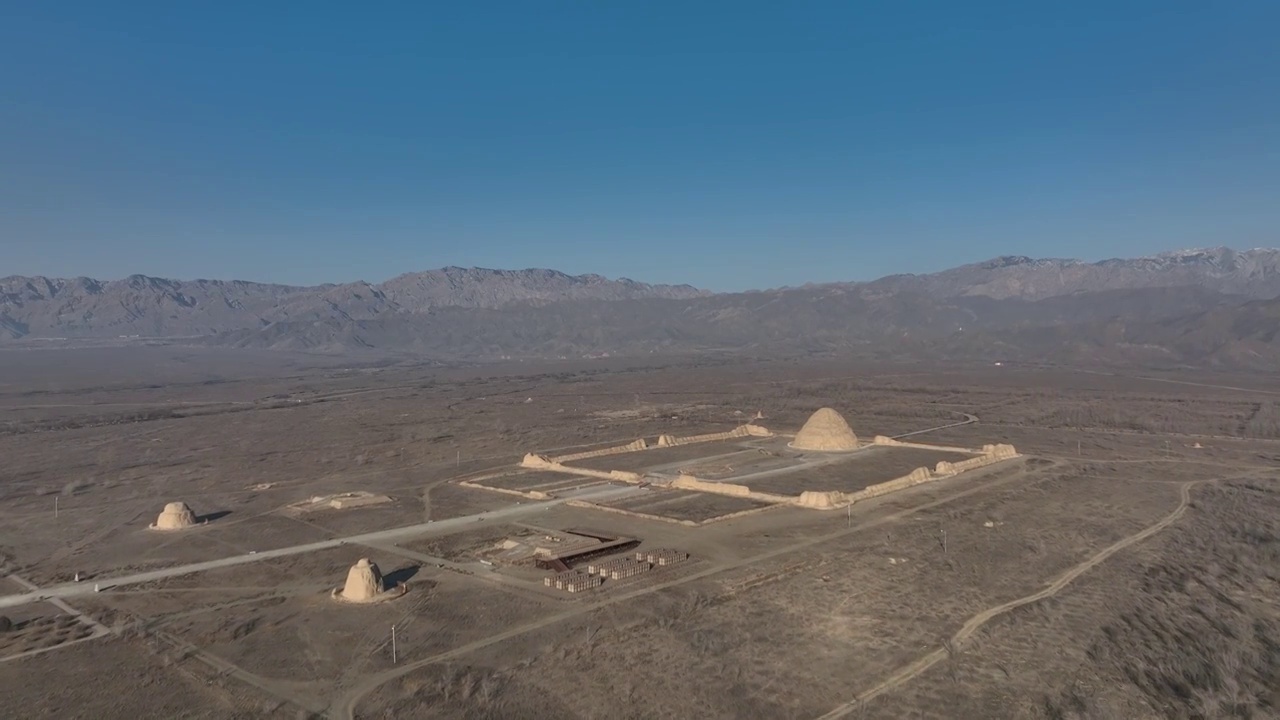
329;459;1048;719
814;480;1197;719
891;412;977;439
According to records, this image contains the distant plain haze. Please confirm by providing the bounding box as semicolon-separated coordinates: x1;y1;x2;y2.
4;3;1279;291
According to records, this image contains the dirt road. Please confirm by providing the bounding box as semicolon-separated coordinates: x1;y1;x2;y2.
813;480;1197;719
891;412;978;439
330;460;1047;719
0;573;112;665
0;484;640;610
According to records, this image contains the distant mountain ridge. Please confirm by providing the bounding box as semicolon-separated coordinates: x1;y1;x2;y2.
4;248;1280;369
0;266;707;340
204;284;1250;362
865;247;1280;300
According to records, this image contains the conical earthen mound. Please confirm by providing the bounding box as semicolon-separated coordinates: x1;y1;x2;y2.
791;408;859;452
334;558;406;604
151;501;197;530
342;558;383;601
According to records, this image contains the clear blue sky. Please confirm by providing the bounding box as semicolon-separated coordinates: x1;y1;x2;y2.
3;2;1278;291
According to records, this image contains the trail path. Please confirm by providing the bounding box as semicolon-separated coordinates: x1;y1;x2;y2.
813;480;1197;719
1;573;112;664
329;461;1046;719
0;484;639;610
1068;368;1280;396
891;413;978;439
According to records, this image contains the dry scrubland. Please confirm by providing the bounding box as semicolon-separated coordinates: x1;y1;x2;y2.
1;347;1279;719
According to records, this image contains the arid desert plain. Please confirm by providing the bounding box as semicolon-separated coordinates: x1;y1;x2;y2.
2;347;1279;719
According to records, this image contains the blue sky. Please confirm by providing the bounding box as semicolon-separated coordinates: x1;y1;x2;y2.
3;2;1278;290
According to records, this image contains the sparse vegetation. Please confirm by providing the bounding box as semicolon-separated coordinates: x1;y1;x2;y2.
3;352;1280;718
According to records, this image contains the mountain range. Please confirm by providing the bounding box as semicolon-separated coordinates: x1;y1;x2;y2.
4;247;1280;368
863;247;1280;300
0;267;706;340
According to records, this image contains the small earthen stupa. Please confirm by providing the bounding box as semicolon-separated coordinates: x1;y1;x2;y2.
790;408;859;452
150;502;198;530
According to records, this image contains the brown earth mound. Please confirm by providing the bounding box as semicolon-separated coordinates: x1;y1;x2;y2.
791;407;859;452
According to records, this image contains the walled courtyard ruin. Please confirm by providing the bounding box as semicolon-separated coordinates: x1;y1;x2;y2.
3;353;1266;719
465;407;1019;518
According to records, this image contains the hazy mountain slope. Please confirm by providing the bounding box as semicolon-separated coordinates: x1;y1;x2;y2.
1134;296;1280;365
6;248;1280;369
0;275;315;338
211;284;1248;362
870;247;1280;301
950;286;1244;329
0;268;706;339
210;287;973;357
379;267;706;309
931;294;1280;369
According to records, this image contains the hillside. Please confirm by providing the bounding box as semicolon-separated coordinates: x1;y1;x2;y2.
5;248;1280;369
0;267;706;340
208;284;1261;367
869;247;1280;301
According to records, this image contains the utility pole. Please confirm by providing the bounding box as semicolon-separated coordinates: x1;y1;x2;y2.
55;496;58;519
391;624;397;664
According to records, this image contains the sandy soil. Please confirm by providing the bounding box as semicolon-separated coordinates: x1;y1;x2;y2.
4;350;1280;718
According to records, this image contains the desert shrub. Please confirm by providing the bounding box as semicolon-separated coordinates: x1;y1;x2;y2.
1066;481;1280;718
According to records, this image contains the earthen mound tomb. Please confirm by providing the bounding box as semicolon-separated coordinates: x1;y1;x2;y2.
790;407;859;452
332;558;406;604
150;501;198;530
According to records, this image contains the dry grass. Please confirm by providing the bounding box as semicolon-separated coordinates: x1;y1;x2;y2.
857;477;1280;720
6;351;1280;718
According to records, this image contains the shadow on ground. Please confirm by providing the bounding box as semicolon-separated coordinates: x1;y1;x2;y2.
384;565;420;589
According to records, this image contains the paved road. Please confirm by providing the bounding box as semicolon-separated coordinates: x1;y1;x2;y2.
1;573;113;665
6;574;110;633
0;411;980;614
0;484;639;610
330;461;1048;719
